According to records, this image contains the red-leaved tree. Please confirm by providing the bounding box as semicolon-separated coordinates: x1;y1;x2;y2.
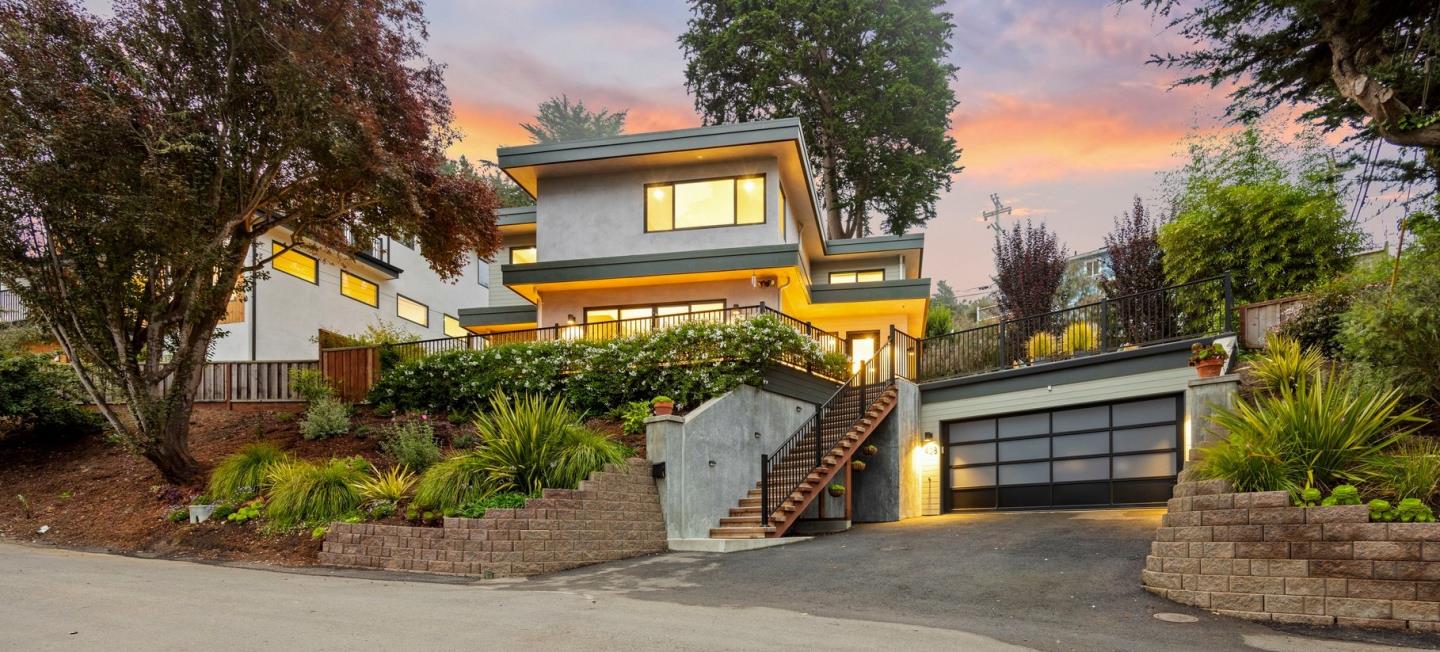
992;221;1068;321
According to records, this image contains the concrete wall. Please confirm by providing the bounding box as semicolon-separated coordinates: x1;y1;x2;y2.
645;384;814;541
212;232;486;361
536;278;779;327
536;157;785;262
854;378;923;522
1186;373;1242;451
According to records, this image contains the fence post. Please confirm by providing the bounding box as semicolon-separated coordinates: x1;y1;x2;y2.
806;322;815;374
888;325;896;381
760;454;769;526
223;362;233;411
1100;299;1111;353
1222;273;1234;333
997;320;1007;370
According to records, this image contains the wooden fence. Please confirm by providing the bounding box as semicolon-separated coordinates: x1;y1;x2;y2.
91;360;319;405
1238;294;1307;349
320;346;380;403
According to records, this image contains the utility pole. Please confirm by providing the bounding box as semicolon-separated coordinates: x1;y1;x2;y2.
982;193;1011;237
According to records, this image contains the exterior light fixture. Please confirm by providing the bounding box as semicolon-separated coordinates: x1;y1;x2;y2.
922;431;938;456
566;314;576;324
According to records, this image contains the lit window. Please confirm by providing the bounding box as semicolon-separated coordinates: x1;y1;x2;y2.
396;294;428;326
645;175;765;231
270;242;317;283
829;269;885;284
584;300;727;324
443;314;466;338
585;308;619;323
339;271;379;307
849;332;879;374
509;246;537;265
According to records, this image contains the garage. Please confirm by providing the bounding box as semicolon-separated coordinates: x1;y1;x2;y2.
942;395;1182;510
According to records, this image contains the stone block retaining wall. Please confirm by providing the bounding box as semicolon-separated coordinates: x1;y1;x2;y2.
318;459;666;577
1143;479;1440;632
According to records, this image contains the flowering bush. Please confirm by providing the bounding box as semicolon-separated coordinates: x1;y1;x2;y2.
369;315;846;415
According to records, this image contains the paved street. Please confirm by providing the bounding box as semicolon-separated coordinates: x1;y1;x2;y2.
2;510;1437;651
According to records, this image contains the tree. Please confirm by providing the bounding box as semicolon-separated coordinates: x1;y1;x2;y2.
679;0;961;238
992;221;1068;321
925;305;954;338
1102;196;1167;299
443;156;533;208
0;0;501;483
1159;125;1365;306
520;95;627;144
1126;0;1440;198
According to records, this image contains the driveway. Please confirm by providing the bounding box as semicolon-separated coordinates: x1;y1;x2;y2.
2;511;1436;651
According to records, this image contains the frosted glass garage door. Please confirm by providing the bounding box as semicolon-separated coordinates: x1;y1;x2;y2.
944;395;1181;510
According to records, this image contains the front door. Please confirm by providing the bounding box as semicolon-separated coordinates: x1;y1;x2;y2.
847;331;879;374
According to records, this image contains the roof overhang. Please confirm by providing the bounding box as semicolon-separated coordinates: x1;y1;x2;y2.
458;305;538;333
808;278;931;304
497;206;537;236
500;244;802;302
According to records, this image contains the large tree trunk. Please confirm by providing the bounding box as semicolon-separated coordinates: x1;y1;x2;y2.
142;401;203;484
820;149;846;239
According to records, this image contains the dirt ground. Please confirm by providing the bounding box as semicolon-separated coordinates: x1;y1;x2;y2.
0;406;634;567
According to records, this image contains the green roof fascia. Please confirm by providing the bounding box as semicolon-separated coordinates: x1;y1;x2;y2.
807;278;931;304
457;305;538;328
501;244;802;286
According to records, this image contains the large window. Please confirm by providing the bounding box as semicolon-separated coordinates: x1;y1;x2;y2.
829;269;885;284
396;294;429;326
443;314;467;338
270;242;317;284
584;300;727;324
339;271;379;307
645;175;765;232
509;246;537;264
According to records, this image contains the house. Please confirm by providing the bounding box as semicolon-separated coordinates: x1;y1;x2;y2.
212;230;486;361
1060;246;1110;307
458;118;930;370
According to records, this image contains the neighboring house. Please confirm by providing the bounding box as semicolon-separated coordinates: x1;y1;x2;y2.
1059;247;1110;307
213;229;486;361
460;119;930;370
0;284;25;324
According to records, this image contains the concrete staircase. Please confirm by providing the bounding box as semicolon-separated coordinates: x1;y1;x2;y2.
709;386;899;539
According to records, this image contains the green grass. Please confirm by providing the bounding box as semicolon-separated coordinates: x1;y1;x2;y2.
208;443;290;500
264;458;368;528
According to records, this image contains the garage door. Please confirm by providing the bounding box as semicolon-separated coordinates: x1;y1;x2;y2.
943;395;1182;510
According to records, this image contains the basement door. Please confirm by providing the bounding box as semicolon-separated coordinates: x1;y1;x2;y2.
942;395;1182;510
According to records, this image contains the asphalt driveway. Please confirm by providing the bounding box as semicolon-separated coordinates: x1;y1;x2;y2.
505;509;1439;651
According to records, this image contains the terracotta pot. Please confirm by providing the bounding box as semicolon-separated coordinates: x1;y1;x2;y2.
652;401;674;416
1194;357;1224;378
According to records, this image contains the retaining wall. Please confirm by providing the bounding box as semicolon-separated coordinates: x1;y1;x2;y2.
1143;478;1440;632
319;459;666;577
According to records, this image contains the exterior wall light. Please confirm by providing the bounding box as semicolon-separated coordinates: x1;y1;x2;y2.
922;431;938;456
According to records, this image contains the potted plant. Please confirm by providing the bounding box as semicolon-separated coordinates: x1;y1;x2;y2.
1188;342;1228;378
188;495;218;523
851;459;866;472
827;483;846;498
861;444;878;457
651;395;675;416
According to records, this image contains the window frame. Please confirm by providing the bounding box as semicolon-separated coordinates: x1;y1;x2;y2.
443;314;467;338
643;173;767;233
509;245;537;265
582;299;728;324
828;269;886;285
338;270;379;308
269;242;319;285
395;293;429;327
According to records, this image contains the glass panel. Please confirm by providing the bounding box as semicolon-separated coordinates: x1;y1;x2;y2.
339;272;378;307
674;178;735;229
1053;458;1110;482
396;295;428;326
443;315;466;338
948;443;995;466
584;308;619;323
655;304;689;317
646;185;673;231
998;462;1048;486
271;243;316;283
736;176;764;224
1113;425;1175;453
689;302;725;313
849;333;877;374
998;437;1049;462
855;269;885;283
951;466;996;489
1112;397;1175;427
619;307;653;321
1113;452;1176;479
1052;432;1108;458
948;419;995;443
509;246;537;265
998;413;1049;439
1052;405;1109;432
829;271;858;284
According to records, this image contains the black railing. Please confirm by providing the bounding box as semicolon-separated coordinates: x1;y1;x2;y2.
760;330;902;526
379;304;850;378
915;274;1232;384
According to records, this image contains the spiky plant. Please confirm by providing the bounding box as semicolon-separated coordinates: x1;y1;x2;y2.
468;391;628;495
413;453;494;511
1247;335;1324;396
1376;438;1440;506
1060;322;1100;353
265;458;367;528
351;465;418;503
208;443;290;500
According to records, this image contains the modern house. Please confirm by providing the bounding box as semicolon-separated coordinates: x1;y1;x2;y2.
212;230;487;361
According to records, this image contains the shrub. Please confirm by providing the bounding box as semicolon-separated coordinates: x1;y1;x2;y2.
452;431;478;449
265;458;367;528
414;453;493;512
451;491;528;518
1337;253;1440;408
299;397;350;441
1025;332;1058;360
0;352;100;437
208;443;290;500
379;418;442;471
1060;322;1099;353
288;369;334;404
612;401;651;435
368;314;845;416
1196;371;1426;493
1246;335;1324;395
1375;438;1440;505
350;465;418;503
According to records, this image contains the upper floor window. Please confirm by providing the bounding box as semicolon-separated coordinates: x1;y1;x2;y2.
270;242;318;284
396;294;429;327
584;300;727;324
509;246;537;265
645;174;765;232
1083;258;1104;278
443;314;467;338
829;269;885;284
340;271;379;308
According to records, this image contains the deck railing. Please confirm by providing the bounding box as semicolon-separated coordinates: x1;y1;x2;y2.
915;274;1232;384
